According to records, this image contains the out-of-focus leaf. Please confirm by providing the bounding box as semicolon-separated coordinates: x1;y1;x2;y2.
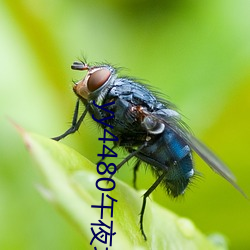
17;126;226;250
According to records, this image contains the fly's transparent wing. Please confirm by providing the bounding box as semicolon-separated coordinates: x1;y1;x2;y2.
185;133;236;181
150;110;247;198
170;123;247;198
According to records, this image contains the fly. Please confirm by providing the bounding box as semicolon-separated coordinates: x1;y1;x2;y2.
52;60;247;240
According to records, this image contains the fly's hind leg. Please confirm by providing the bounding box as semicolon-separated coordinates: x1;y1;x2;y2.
140;171;167;240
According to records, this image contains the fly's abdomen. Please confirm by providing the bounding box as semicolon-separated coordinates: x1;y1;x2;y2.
137;128;194;197
164;153;193;197
163;129;194;197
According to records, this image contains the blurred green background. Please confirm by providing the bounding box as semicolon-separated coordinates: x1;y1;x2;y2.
1;0;250;249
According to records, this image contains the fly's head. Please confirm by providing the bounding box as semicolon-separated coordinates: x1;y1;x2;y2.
72;61;116;102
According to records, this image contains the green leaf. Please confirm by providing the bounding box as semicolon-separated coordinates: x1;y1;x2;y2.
19;127;227;250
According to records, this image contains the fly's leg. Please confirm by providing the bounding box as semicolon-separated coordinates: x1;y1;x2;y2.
52;100;89;141
133;160;141;189
140;171;167;240
108;143;146;180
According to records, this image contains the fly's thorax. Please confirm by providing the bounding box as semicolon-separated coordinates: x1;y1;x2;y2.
73;63;117;104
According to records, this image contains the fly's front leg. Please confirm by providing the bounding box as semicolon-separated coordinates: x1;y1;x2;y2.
140;171;167;240
52;99;89;141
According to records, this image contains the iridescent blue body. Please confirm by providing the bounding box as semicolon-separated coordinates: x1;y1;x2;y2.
87;75;194;197
52;61;245;240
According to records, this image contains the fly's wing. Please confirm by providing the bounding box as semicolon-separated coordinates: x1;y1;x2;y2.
182;131;248;197
151;110;247;198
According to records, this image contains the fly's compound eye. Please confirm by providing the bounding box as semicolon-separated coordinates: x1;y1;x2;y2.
87;68;111;92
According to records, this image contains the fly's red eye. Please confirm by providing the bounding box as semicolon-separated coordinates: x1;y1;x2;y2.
87;68;111;92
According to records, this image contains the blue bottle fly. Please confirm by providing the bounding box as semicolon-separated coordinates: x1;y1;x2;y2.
52;60;246;240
